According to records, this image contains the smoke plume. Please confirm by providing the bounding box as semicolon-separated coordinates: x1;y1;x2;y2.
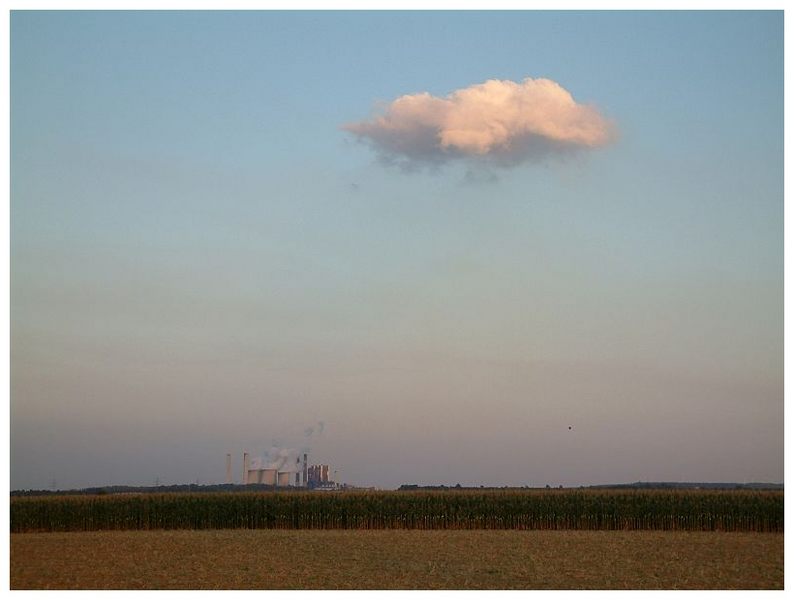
304;421;325;438
343;77;614;169
263;446;295;471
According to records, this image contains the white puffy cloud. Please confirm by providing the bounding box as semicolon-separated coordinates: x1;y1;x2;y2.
343;77;615;168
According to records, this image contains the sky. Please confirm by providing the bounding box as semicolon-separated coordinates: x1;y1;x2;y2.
10;10;783;490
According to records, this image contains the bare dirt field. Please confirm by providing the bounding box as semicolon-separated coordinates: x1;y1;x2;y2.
11;529;783;590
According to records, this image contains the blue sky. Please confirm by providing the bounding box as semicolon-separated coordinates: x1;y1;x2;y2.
11;11;782;489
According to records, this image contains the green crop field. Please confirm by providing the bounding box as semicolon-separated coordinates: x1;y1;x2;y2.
11;489;783;533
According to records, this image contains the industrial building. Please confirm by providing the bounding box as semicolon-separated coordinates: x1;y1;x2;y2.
226;451;336;488
307;464;330;485
241;451;308;487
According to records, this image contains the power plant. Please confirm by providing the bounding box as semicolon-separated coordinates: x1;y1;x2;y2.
307;464;330;485
229;450;337;489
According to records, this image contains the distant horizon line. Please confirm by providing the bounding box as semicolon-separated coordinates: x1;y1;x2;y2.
10;480;785;495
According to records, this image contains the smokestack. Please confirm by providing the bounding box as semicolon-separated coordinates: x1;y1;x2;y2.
243;452;250;485
226;453;232;484
303;453;308;488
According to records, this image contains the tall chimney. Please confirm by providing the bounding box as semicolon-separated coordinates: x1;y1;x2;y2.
303;453;308;488
243;452;250;485
225;453;232;484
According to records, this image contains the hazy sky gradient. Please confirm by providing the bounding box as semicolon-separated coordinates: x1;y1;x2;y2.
11;11;782;489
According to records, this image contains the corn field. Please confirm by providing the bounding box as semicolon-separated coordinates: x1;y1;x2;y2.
10;489;782;533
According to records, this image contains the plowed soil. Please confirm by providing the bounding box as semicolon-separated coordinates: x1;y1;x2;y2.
11;529;783;590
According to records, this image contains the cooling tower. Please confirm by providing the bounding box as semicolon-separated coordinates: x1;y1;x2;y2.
277;472;291;487
262;469;277;485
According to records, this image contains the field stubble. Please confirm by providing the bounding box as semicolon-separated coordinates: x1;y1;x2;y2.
10;529;783;590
